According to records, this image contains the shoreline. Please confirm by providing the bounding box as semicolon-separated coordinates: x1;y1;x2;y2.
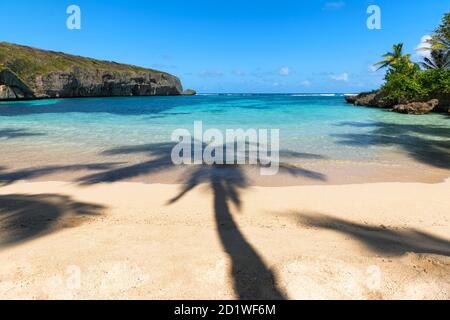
0;94;187;103
1;159;449;187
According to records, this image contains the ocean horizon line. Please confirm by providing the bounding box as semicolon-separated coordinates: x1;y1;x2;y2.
195;93;359;96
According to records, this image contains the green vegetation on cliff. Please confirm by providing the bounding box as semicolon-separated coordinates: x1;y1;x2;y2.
0;42;183;99
0;42;169;88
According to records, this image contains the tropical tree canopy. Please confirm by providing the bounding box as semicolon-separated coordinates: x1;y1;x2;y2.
376;12;450;104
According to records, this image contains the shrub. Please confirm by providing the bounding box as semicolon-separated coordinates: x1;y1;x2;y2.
417;69;450;95
380;69;424;103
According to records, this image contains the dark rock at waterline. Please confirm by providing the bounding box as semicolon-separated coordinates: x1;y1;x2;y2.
344;94;358;104
393;99;439;115
344;91;393;108
433;94;450;113
0;42;183;101
183;89;197;96
345;91;450;114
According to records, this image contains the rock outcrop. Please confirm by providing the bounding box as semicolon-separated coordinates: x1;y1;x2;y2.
344;91;393;108
0;42;183;100
0;85;16;99
346;91;450;114
0;69;34;99
392;99;439;115
183;89;197;96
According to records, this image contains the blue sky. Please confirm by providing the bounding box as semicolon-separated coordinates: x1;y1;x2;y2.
0;0;448;93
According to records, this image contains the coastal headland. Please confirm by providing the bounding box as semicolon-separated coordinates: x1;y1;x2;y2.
0;42;183;100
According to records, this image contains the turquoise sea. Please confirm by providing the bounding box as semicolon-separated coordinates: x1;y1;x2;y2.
0;94;449;183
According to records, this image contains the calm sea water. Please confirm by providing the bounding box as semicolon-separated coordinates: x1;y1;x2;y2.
0;94;449;170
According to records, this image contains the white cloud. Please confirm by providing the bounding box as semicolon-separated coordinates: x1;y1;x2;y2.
300;80;311;86
232;70;246;76
279;67;290;76
199;70;224;77
415;35;432;58
331;73;349;81
323;1;346;11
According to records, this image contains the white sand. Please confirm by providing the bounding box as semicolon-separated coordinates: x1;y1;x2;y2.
0;179;449;300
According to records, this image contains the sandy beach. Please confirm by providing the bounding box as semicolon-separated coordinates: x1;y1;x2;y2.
1;178;449;300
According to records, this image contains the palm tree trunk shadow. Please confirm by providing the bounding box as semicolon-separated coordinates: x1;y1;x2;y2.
212;181;286;300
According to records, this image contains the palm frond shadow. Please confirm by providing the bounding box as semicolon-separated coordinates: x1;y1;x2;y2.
0;163;122;186
334;121;450;169
0;128;45;139
79;142;178;184
0;194;105;248
296;213;450;257
78;141;327;185
0;157;109;247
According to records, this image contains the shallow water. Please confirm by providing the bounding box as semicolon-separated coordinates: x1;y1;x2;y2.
0;94;449;184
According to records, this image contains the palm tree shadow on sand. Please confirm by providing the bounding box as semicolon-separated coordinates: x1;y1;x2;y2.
168;164;286;299
334;121;450;169
78;141;327;300
0;194;105;249
296;213;450;257
0;128;45;140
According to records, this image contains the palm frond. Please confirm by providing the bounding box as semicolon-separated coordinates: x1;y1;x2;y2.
421;49;450;70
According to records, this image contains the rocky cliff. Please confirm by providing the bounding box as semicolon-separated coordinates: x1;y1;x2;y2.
0;42;183;100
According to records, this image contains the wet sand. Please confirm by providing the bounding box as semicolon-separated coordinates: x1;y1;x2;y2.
1;153;449;187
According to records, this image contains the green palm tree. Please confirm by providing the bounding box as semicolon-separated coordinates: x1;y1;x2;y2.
421;49;450;70
429;35;450;51
374;43;412;70
431;12;450;50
